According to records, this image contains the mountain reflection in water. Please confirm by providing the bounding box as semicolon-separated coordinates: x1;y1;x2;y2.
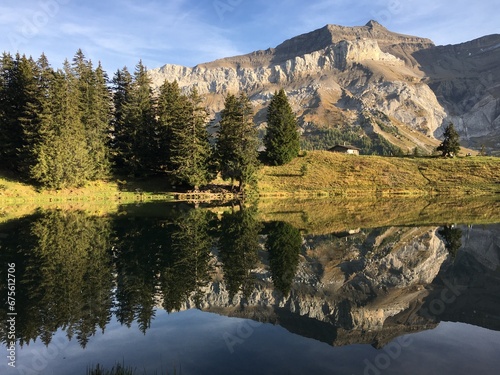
1;200;499;374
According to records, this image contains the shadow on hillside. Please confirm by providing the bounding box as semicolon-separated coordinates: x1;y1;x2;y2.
0;169;26;184
0;169;45;193
114;175;178;194
114;175;239;196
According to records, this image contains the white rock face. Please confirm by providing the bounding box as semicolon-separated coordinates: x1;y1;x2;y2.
148;21;500;152
149;39;403;94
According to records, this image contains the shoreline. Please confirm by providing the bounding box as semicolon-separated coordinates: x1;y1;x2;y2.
1;152;499;205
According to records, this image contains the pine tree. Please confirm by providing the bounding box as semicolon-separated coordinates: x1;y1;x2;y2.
437;123;461;157
264;89;300;165
216;93;259;191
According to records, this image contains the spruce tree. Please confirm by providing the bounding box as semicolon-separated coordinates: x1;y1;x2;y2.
11;55;43;177
169;88;213;190
111;67;133;171
0;53;53;180
30;62;92;188
121;61;157;175
264;89;300;165
0;53;15;168
72;50;111;180
0;53;25;172
216;93;259;191
156;80;182;173
437;123;461;157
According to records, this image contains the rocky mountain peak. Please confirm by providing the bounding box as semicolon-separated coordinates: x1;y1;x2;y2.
272;21;433;63
149;21;500;155
365;19;385;29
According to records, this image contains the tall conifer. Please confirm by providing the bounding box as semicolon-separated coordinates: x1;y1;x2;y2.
264;89;300;165
156;80;182;172
169;88;212;189
111;67;133;171
30;61;91;188
122;61;157;175
216;93;259;191
72;50;111;179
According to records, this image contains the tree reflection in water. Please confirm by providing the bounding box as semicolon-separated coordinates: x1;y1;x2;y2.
1;204;499;352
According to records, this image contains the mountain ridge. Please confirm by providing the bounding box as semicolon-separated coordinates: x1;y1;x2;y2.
149;21;500;154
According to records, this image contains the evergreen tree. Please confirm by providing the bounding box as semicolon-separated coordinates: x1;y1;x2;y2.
156;80;181;172
0;52;18;170
21;54;54;179
0;53;36;173
438;226;463;259
169;88;213;189
72;50;112;180
264;89;300;165
0;210;113;347
216;93;259;191
30;61;92;188
437;123;461;157
113;216;165;331
111;67;133;171
121;61;157;175
162;209;214;310
11;55;44;177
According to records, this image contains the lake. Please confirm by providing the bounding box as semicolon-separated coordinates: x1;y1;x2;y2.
1;198;500;375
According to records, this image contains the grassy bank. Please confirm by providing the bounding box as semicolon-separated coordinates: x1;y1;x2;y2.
258;151;500;196
0;172;177;205
1;152;499;206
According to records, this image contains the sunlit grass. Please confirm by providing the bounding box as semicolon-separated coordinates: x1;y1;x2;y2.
258;151;500;196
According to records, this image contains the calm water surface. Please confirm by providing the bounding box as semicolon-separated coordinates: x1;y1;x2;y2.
1;201;499;375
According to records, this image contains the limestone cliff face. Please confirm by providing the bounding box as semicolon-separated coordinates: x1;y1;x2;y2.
148;35;404;94
149;21;500;153
416;36;500;150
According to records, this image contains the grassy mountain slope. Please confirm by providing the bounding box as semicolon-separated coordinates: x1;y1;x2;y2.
258;151;500;196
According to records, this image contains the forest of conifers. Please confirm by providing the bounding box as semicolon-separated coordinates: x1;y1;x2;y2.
1;50;407;192
0;51;263;190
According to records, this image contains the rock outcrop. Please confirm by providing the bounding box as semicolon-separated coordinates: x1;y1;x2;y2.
149;21;500;154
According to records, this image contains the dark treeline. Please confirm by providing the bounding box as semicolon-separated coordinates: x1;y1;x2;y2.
0;206;302;348
0;52;300;190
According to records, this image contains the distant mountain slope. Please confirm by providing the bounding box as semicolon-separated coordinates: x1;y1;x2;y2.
149;21;500;155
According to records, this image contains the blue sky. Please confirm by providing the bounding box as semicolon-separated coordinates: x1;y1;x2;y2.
1;0;498;74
